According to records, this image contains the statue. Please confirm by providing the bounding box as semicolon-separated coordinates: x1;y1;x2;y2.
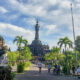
0;36;8;67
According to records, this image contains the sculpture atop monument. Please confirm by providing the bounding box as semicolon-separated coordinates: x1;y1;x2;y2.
0;36;8;66
28;20;50;56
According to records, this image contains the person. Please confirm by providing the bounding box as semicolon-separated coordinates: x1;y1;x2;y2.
48;63;52;73
57;64;60;75
53;64;57;75
72;65;75;74
38;61;42;73
76;66;80;74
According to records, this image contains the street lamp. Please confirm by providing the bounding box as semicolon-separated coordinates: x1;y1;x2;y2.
70;3;78;67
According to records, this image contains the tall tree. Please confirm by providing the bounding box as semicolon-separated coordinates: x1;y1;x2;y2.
13;36;24;60
51;47;60;53
58;37;73;51
75;36;80;52
22;40;28;46
51;47;61;63
58;37;73;74
13;36;23;51
45;47;62;64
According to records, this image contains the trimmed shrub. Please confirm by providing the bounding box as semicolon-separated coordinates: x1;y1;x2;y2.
62;64;70;75
17;61;24;73
62;64;67;74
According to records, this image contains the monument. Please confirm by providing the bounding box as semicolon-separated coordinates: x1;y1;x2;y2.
0;36;8;66
28;20;50;57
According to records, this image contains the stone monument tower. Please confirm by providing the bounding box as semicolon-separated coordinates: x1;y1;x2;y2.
28;20;50;56
0;36;8;66
35;20;39;40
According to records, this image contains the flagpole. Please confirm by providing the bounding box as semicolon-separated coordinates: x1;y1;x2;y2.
70;3;78;67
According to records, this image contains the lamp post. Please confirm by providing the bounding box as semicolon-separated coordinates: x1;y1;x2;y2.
70;3;78;67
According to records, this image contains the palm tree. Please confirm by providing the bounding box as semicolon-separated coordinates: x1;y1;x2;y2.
13;36;23;51
22;40;28;47
13;36;29;60
13;36;23;60
58;37;73;51
58;37;73;74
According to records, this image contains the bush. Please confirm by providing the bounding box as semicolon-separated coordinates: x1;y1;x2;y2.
8;51;19;67
17;61;24;73
62;64;67;74
24;61;31;68
62;64;70;75
11;72;16;80
8;62;12;67
0;66;15;80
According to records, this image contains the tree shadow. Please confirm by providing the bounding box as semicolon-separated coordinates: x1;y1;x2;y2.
15;68;78;80
15;69;54;80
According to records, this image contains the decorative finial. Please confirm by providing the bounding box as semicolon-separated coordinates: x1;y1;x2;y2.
71;3;72;6
36;18;39;24
70;3;72;8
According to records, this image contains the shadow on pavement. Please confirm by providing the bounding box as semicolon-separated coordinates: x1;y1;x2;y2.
15;69;78;80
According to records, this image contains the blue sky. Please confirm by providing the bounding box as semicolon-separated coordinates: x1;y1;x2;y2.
0;0;80;51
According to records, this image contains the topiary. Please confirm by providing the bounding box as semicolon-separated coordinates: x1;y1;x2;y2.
17;61;24;73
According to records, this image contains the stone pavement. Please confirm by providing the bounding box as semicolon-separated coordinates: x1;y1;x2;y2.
15;64;79;80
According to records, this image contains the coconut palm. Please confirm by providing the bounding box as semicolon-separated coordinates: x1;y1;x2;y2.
13;36;29;59
58;37;73;51
22;40;28;47
13;36;23;51
58;37;73;74
13;36;23;60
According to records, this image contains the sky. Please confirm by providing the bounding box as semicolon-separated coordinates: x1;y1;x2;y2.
0;0;80;51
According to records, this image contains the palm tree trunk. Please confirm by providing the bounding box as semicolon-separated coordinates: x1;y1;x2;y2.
65;45;69;75
19;43;21;62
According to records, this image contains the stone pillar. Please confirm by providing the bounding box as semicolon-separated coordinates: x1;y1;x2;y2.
35;20;40;40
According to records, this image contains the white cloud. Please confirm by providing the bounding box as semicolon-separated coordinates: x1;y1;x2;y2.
23;18;36;25
76;3;80;8
46;24;56;31
76;0;80;3
1;0;80;50
0;6;8;13
50;10;62;16
59;0;71;9
0;22;35;44
6;0;73;20
6;41;17;51
8;0;47;17
45;24;57;35
49;41;57;49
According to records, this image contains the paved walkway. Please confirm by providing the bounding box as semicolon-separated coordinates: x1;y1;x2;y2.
15;64;79;80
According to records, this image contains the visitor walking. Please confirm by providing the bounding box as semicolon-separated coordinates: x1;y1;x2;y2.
53;64;57;75
48;63;52;73
38;61;42;73
76;66;80;74
56;64;60;75
72;65;75;74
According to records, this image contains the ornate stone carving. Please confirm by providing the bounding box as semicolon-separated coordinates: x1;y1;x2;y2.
0;36;8;66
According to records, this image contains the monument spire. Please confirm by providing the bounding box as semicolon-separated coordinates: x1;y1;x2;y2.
35;20;40;40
